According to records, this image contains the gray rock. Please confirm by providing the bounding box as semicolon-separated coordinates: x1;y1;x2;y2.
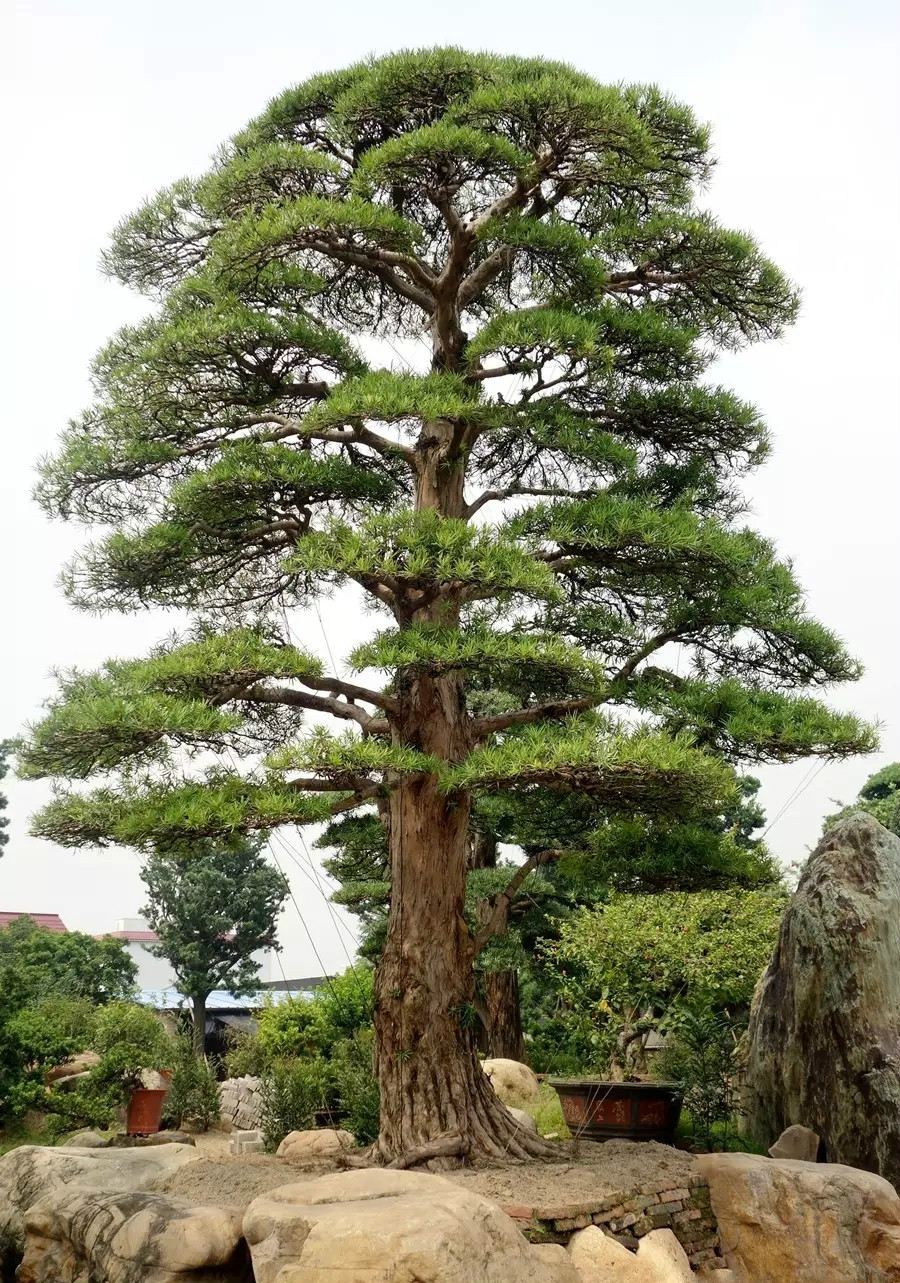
744;814;900;1188
769;1124;820;1163
61;1131;110;1148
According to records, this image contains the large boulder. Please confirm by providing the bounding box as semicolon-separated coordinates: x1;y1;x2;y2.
768;1123;820;1163
0;1143;202;1266
568;1225;693;1282
744;813;900;1186
243;1168;562;1283
17;1189;248;1283
696;1150;900;1283
275;1128;356;1164
46;1052;101;1084
481;1058;541;1104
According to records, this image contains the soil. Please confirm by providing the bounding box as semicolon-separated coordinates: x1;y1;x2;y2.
155;1132;697;1212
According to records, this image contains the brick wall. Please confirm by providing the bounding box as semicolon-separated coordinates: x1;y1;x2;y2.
503;1174;725;1271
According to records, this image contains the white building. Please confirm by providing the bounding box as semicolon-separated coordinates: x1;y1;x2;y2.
103;917;274;994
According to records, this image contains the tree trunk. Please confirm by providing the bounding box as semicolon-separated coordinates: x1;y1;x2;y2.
373;669;552;1164
482;970;526;1062
191;993;207;1057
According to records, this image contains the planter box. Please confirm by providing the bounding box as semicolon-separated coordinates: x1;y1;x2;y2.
549;1079;683;1142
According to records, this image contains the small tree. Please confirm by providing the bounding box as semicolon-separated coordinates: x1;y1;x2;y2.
140;838;289;1053
23;51;875;1162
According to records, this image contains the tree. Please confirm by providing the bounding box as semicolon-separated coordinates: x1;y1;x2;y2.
0;914;137;1005
545;887;786;1076
0;916;136;1124
825;762;900;836
139;838;289;1053
22;50;875;1164
0;741;10;854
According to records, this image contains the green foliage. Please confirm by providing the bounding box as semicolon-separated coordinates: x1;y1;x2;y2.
657;1008;738;1151
0;915;137;1005
824;762;900;836
258;1057;331;1149
162;1036;222;1130
43;1001;176;1136
140;836;290;1029
541;888;785;1075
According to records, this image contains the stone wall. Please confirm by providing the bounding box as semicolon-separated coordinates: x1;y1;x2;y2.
503;1174;724;1271
218;1075;263;1132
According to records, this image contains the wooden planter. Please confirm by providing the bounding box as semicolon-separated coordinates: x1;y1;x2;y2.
549;1078;683;1142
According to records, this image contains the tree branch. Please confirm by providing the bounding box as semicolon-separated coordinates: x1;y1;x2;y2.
462;485;597;520
473;848;564;954
472;696;596;737
242;683;389;733
294;672;398;715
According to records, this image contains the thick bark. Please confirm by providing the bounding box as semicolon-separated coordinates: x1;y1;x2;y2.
482;971;526;1062
373;669;552;1163
190;993;207;1057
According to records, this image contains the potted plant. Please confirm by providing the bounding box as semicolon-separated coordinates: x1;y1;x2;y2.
90;1002;176;1135
549;1076;683;1142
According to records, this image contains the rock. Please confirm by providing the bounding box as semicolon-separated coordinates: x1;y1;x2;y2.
768;1123;820;1163
568;1225;643;1281
109;1131;197;1148
0;1143;202;1265
568;1226;694;1282
695;1272;737;1282
531;1241;581;1281
243;1168;562;1283
45;1052;101;1084
18;1188;248;1283
507;1106;538;1133
49;1071;93;1093
744;814;900;1187
482;1057;541;1104
696;1150;900;1283
61;1131;110;1148
275;1128;356;1164
634;1228;694;1281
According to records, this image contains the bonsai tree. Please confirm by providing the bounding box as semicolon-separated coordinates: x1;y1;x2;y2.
140;836;290;1053
22;50;874;1164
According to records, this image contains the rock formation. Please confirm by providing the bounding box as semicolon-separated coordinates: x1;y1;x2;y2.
697;1151;900;1283
275;1128;356;1164
242;1168;562;1283
18;1190;247;1283
743;813;900;1186
0;1143;202;1272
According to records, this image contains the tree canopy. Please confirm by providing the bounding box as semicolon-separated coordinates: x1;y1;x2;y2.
20;48;874;1162
0;742;10;855
140;837;289;1052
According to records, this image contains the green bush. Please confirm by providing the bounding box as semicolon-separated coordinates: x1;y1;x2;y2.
330;1029;379;1144
163;1038;221;1131
258;1058;331;1150
657;1008;738;1151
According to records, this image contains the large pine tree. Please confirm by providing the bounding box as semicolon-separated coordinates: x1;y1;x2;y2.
22;50;873;1164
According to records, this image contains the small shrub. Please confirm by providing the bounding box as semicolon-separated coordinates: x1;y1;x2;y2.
331;1029;379;1144
657;1008;737;1151
163;1039;221;1131
258;1058;331;1150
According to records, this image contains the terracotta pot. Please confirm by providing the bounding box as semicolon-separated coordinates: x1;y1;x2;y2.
126;1087;168;1136
549;1078;683;1142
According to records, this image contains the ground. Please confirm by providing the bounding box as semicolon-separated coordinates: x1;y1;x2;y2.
157;1129;697;1212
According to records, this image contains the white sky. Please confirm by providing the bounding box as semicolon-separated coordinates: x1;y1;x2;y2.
2;0;898;976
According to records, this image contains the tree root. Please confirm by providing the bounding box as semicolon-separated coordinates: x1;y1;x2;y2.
386;1134;467;1170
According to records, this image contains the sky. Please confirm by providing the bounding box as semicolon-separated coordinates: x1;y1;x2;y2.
2;0;898;976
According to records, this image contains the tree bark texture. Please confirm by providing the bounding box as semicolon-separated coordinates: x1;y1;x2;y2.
191;993;207;1057
482;971;526;1062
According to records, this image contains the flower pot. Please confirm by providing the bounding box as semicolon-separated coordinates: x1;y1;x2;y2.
126;1087;168;1136
549;1078;683;1142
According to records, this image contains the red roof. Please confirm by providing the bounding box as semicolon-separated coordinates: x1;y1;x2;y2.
0;912;68;933
99;930;160;943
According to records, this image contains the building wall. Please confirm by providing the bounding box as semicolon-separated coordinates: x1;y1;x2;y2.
118;919;272;994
